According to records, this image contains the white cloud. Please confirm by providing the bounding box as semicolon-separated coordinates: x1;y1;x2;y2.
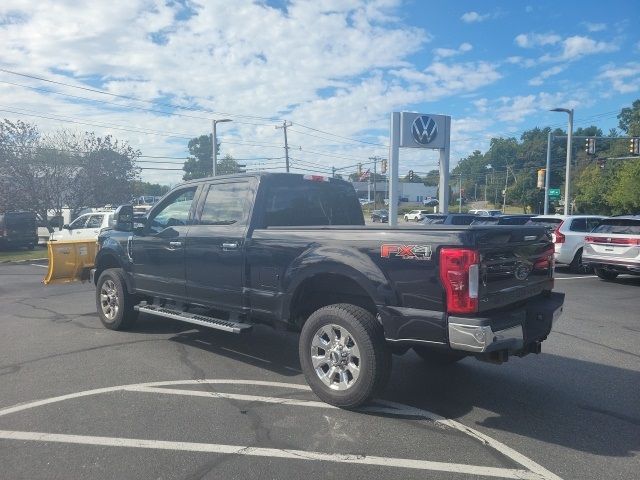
598;62;640;93
514;32;561;48
494;92;580;123
0;0;440;183
583;22;606;32
433;42;473;59
460;11;489;23
392;61;502;101
554;35;618;61
528;65;566;86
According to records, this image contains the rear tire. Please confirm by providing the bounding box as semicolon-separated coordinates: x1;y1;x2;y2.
595;267;618;281
299;304;391;408
96;268;138;330
413;347;466;365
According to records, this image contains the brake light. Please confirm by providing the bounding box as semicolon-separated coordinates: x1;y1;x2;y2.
439;248;479;314
303;175;329;182
553;222;565;244
585;236;640;245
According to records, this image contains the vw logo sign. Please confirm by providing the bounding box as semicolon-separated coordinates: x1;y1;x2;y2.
411;115;438;145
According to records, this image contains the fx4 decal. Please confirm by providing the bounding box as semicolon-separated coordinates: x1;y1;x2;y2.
380;244;433;260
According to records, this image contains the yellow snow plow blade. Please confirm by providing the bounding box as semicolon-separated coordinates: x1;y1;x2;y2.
44;240;98;285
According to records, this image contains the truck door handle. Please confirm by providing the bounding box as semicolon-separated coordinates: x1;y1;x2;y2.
168;241;182;249
222;242;238;250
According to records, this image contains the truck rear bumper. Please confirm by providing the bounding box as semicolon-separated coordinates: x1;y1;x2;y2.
447;292;565;353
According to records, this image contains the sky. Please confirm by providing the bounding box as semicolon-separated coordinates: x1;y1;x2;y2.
1;0;639;185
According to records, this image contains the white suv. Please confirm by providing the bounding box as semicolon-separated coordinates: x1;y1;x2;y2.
404;210;430;222
528;215;606;272
50;211;114;242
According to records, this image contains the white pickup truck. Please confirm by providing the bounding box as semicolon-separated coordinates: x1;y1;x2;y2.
50;211;114;242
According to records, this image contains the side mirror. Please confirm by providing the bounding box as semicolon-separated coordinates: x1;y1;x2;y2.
113;205;134;232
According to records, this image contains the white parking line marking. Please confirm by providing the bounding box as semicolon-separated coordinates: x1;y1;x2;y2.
123;385;333;409
30;264;48;268
0;379;562;480
0;430;543;479
555;276;596;280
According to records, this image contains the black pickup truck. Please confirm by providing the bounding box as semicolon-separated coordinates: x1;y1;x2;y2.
92;173;564;407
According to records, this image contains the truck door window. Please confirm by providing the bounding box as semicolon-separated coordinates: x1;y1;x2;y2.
199;181;251;225
69;215;89;229
86;215;104;228
149;188;196;233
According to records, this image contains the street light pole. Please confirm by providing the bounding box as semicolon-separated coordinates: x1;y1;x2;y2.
543;130;552;214
550;108;573;215
212;118;232;176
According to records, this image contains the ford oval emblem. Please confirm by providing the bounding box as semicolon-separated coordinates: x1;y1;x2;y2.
514;263;531;281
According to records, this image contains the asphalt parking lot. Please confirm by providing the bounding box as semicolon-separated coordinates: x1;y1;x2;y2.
0;262;638;480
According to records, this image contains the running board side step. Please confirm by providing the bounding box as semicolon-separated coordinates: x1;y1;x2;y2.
134;304;252;334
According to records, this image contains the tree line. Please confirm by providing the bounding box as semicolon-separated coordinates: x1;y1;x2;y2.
451;99;640;214
0;119;140;227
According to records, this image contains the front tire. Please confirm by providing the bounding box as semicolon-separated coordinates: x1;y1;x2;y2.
96;268;138;330
595;267;618;281
299;304;391;408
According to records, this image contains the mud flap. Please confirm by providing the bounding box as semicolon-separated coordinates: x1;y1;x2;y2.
43;240;98;285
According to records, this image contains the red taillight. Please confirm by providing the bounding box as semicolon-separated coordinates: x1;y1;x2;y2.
586;235;640;245
553;222;565;244
439;248;479;314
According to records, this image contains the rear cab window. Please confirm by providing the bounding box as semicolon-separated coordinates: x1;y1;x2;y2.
261;176;364;227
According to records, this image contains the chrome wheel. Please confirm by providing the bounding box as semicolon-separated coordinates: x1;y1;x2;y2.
310;324;361;391
100;279;119;321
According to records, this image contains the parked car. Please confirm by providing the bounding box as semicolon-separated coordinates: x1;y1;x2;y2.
471;215;535;226
469;209;502;216
422;198;438;207
403;209;430;222
50;210;115;242
420;213;478;225
370;209;388;223
583;216;640;280
528;215;606;272
50;173;563;408
0;211;38;250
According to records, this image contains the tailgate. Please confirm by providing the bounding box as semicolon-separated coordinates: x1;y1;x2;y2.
473;226;554;312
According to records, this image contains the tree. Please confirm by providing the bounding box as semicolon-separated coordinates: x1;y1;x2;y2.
182;135;241;180
422;169;439;187
132;181;171;197
608;160;640;214
618;99;640;136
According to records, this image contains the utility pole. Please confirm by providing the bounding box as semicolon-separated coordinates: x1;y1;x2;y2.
458;175;462;213
275;120;292;173
332;166;336;178
369;156;382;210
502;167;509;213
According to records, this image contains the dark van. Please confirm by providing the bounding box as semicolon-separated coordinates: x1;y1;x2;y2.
0;211;38;250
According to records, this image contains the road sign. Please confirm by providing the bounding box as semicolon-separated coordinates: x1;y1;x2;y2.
548;188;561;199
399;112;449;149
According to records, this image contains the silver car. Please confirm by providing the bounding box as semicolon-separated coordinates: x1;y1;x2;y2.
583;216;640;280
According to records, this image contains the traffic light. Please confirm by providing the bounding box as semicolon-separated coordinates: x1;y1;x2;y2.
630;137;640;155
380;159;387;174
537;169;545;189
585;138;595;155
408;170;414;181
357;163;362;175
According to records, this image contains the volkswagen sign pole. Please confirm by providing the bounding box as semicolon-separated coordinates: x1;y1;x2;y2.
388;112;451;226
